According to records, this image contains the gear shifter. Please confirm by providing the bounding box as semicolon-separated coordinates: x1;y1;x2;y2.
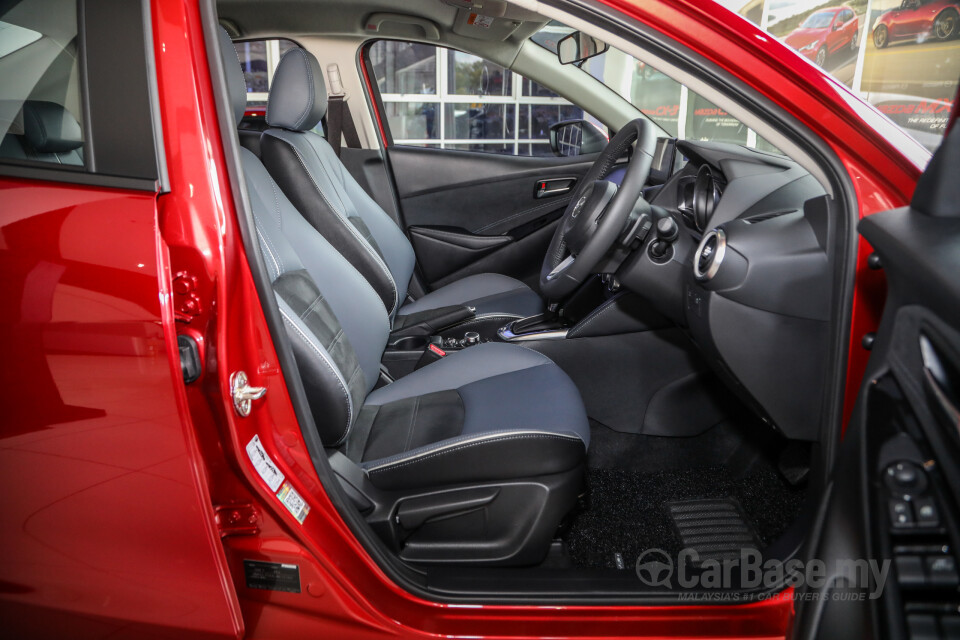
507;301;561;336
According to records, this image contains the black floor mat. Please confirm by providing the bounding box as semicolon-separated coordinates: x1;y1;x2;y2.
564;421;807;570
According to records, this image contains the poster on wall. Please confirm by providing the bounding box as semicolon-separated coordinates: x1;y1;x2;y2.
724;0;959;150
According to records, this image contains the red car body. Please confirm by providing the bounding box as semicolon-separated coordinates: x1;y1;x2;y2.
873;0;960;46
784;6;859;64
0;0;939;638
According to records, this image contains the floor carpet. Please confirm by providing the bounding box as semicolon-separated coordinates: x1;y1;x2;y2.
564;420;808;569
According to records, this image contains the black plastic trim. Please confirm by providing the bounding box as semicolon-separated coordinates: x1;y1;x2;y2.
0;162;158;191
548;0;857;484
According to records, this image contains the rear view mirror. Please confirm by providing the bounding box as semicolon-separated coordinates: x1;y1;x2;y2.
549;119;608;157
557;31;609;65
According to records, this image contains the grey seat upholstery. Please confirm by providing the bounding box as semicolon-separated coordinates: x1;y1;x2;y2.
0;101;83;165
258;46;544;322
218;29;587;565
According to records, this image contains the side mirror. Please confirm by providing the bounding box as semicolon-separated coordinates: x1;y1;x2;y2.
549;119;608;157
557;31;609;65
832;22;841;30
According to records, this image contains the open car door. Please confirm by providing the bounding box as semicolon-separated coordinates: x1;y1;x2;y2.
793;113;960;638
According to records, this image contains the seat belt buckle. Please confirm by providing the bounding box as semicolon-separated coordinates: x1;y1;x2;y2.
415;342;447;370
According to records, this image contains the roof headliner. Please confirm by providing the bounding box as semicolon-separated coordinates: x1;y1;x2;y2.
216;0;546;65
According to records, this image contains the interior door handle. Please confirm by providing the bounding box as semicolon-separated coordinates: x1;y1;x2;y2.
535;177;576;199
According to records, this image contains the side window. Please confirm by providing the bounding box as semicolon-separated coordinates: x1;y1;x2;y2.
0;8;85;167
234;39;300;108
367;40;600;156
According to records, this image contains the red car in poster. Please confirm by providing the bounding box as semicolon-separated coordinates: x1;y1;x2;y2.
784;6;860;66
873;0;960;47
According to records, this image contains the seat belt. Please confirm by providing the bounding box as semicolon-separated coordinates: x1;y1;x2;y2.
326;63;362;158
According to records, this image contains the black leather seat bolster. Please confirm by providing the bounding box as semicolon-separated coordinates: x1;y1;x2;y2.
260;131;400;313
362;430;585;491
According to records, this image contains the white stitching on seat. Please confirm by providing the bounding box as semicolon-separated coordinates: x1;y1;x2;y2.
256;227;281;280
365;431;584;474
279;306;353;444
266;131;399;314
292;49;314;130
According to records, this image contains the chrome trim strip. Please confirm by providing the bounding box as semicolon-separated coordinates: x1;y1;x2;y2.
498;323;569;342
693;227;726;282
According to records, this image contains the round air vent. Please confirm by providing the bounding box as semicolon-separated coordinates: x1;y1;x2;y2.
693;228;726;281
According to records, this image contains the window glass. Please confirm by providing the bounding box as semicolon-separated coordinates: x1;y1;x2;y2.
714;0;960;154
384;102;439;139
564;38;779;149
368;40;600;155
447;50;513;95
234;39;300;108
0;4;85;167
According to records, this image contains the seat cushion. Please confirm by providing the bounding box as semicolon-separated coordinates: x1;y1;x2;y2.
353;343;588;490
399;273;544;319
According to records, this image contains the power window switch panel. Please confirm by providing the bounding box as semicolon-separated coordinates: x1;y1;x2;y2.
915;497;940;527
907;614;939;640
891;499;915;528
940;615;960;640
925;555;959;588
897;556;927;588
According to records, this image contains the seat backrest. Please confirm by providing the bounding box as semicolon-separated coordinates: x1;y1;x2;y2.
0;100;83;165
259;47;415;319
218;28;390;445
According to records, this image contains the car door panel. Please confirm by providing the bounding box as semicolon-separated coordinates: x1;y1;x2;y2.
408;226;513;282
388;146;595;286
794;123;960;639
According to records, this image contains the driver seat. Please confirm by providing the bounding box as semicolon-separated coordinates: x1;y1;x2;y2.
259;47;544;322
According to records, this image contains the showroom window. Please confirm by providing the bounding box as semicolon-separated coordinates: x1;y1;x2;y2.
367;40;600;156
714;0;960;152
234;39;301;107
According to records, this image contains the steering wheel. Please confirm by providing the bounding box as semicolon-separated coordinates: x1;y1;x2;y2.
540;118;657;300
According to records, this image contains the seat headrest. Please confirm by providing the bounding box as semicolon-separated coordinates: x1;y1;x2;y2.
21;101;82;153
217;26;247;123
266;47;327;131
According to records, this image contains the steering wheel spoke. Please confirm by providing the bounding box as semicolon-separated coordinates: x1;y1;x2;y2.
539;118;658;300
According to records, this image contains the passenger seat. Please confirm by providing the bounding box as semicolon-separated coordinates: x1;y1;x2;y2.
258;47;544;322
218;28;588;565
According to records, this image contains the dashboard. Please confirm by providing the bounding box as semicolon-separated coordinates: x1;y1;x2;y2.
617;139;832;441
